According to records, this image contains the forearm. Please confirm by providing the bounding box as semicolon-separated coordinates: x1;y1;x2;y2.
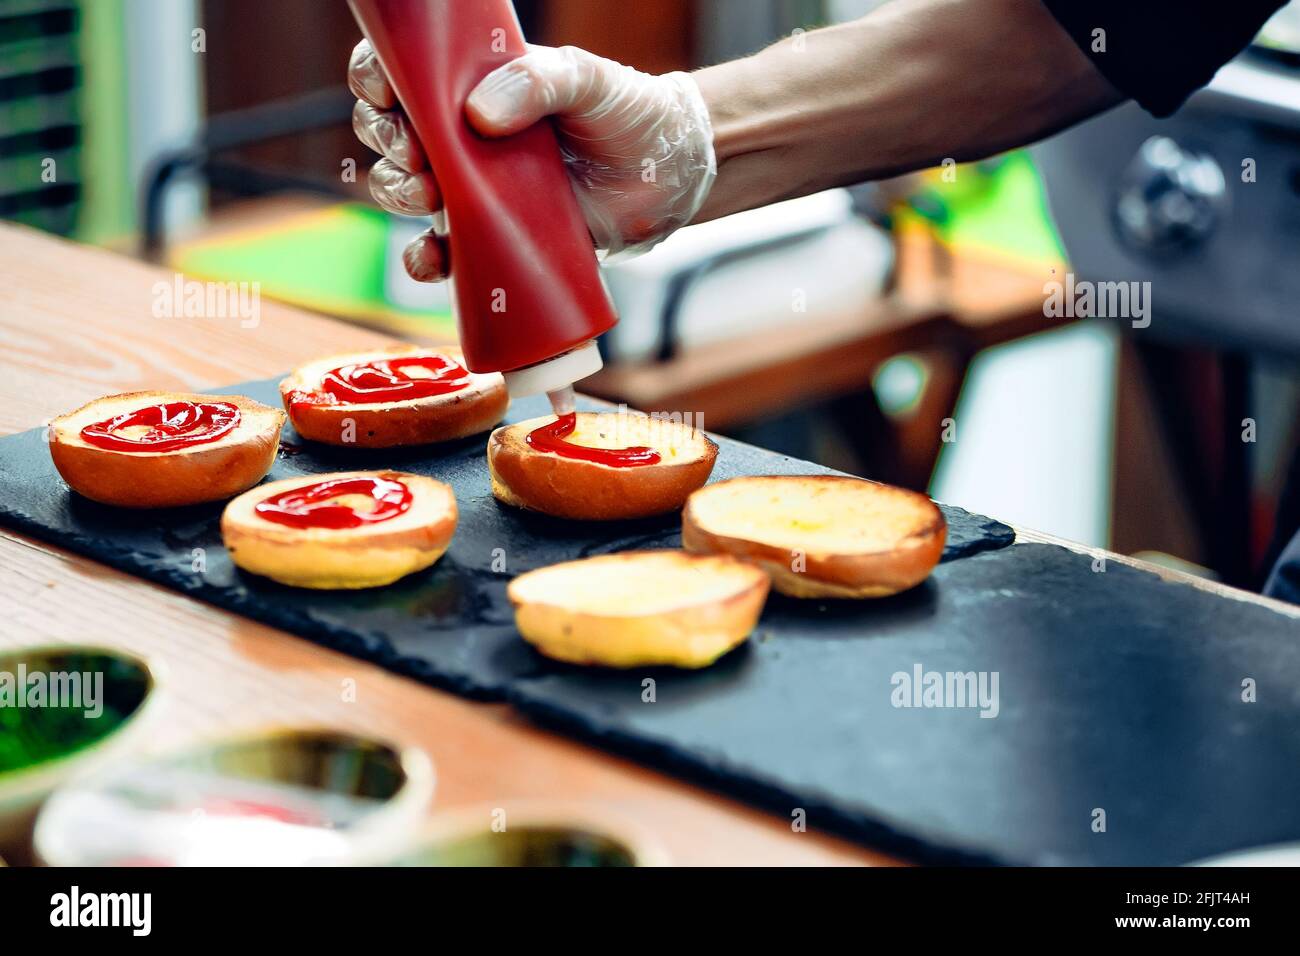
693;0;1121;221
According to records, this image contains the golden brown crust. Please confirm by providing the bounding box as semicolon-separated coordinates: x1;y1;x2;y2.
682;475;947;598
488;413;719;521
279;345;508;448
507;550;769;668
220;470;457;589
48;391;284;508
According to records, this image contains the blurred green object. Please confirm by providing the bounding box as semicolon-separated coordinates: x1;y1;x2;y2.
170;203;456;338
75;0;132;243
874;353;929;416
0;0;132;241
0;649;150;777
899;150;1068;267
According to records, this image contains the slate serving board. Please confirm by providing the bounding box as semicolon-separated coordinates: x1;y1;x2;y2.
508;542;1300;865
0;377;1013;699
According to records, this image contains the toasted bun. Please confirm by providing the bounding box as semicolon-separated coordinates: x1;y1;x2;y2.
48;392;284;508
682;475;946;598
508;550;768;668
280;345;507;448
488;412;718;521
221;470;456;589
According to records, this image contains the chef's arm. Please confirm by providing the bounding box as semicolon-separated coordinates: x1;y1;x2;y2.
694;0;1122;222
355;0;1123;276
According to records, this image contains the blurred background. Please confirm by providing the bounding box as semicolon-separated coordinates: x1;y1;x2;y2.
4;0;1300;590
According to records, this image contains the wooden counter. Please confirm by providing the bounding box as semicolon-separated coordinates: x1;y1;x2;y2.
3;223;1294;866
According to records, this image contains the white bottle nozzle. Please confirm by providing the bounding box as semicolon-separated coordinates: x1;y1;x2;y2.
501;341;603;399
546;385;576;417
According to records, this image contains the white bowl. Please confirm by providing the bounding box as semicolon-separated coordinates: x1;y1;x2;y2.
0;645;161;862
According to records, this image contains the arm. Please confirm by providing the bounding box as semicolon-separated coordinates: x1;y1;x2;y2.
694;0;1121;222
353;0;1121;279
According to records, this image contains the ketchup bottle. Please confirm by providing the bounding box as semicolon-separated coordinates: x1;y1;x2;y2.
348;0;617;396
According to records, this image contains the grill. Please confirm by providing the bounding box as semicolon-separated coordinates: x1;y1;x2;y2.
1032;8;1300;585
1035;18;1300;356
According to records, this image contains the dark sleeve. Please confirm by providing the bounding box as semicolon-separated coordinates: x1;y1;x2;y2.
1041;0;1288;116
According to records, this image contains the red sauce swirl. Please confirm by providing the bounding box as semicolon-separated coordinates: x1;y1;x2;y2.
525;413;661;467
292;355;471;411
80;401;240;452
254;475;413;529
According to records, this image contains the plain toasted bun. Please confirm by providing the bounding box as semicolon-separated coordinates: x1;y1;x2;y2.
488;412;718;521
280;345;507;448
508;550;769;668
682;475;947;598
48;391;284;508
221;470;456;589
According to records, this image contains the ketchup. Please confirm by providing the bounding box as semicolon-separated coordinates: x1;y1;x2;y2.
81;401;240;452
526;413;661;467
348;0;618;374
255;476;413;529
289;354;470;412
196;797;321;827
323;355;469;404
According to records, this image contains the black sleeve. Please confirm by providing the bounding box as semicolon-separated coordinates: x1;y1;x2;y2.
1041;0;1288;116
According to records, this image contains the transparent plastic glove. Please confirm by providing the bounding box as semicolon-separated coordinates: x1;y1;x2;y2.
349;39;716;282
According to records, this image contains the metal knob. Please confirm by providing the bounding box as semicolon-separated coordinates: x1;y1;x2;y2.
1113;136;1226;254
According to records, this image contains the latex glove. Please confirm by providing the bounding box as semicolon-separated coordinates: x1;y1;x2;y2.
349;39;716;282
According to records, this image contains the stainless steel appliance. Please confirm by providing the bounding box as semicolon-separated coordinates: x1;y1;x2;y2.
1035;6;1300;355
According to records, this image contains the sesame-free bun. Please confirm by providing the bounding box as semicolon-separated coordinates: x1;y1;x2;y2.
48;391;284;508
508;551;769;668
221;470;456;589
280;345;507;448
682;475;946;598
488;412;718;521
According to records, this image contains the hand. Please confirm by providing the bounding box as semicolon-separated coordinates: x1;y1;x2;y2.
349;39;716;282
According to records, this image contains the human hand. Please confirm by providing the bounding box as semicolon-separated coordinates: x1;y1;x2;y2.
349;39;716;281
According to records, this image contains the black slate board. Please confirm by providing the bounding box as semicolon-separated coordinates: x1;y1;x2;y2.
508;543;1300;866
0;377;1013;699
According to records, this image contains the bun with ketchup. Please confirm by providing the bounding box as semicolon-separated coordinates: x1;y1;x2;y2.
488;411;718;521
48;391;284;508
221;470;456;589
280;345;507;448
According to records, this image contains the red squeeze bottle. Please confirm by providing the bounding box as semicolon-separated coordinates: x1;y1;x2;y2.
348;0;617;397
